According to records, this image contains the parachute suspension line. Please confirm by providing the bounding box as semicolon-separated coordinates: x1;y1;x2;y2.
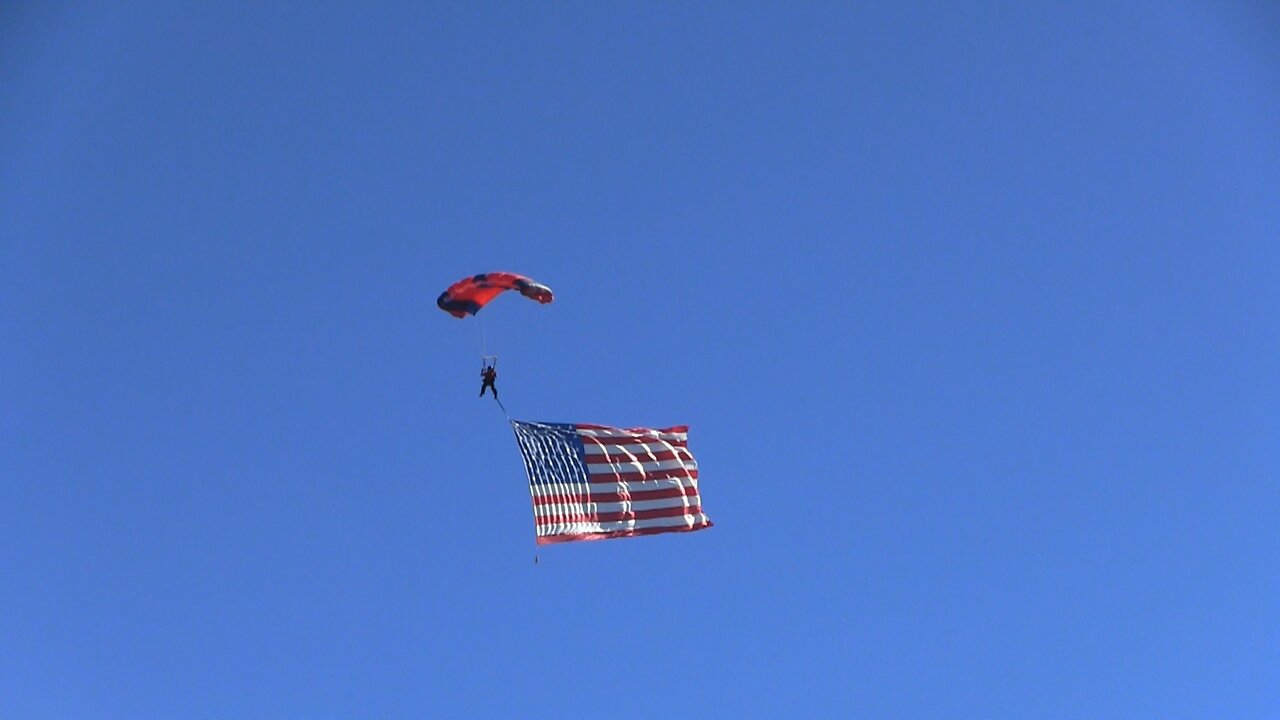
478;317;502;414
477;317;498;370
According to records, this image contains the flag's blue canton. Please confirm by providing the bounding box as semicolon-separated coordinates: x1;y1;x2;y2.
512;422;589;487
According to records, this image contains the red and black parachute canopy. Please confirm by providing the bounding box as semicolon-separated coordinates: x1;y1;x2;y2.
436;272;554;318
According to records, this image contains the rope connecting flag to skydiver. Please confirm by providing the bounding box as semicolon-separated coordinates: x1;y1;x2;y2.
511;421;712;544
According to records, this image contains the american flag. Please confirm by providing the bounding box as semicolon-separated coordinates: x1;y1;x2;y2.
510;420;713;544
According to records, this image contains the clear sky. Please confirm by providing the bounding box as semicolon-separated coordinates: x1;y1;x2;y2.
3;2;1279;718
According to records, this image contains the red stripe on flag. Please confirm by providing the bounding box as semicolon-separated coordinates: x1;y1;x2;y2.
575;424;688;434
535;505;703;526
585;467;698;483
531;486;699;506
582;448;693;462
582;437;689;450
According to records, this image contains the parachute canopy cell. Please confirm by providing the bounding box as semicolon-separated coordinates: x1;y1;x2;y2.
437;272;554;318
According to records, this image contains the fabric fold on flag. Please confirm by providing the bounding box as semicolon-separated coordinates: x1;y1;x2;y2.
510;420;713;544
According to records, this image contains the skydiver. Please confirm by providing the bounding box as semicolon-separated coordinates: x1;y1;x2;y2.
479;365;498;399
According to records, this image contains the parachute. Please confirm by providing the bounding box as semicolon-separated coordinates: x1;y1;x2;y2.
436;272;554;319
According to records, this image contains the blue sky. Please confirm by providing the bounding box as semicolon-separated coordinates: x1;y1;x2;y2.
3;2;1278;717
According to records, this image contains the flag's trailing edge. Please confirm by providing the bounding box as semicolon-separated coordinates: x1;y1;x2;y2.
511;420;713;545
